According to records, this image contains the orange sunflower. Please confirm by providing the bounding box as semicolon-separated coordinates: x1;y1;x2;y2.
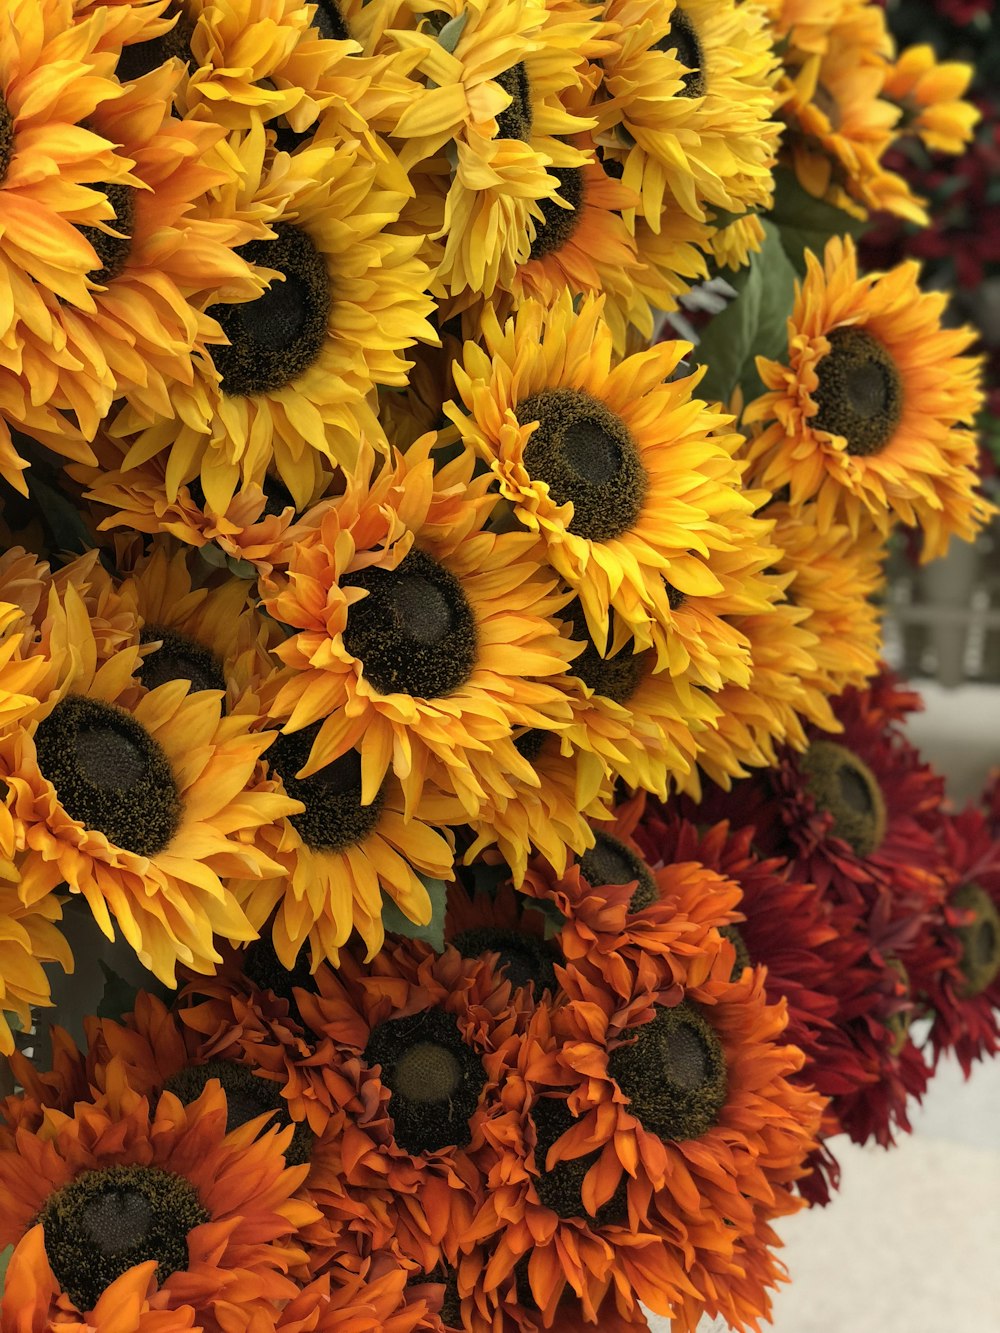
447;291;755;660
0;1073;317;1331
107;125;436;512
0;582;299;984
743;235;990;558
263;437;576;828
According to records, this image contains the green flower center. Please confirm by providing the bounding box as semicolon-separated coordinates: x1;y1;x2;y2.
496;62;533;142
40;1164;208;1313
579;831;658;911
720;924;751;979
451;925;558;993
813;327;904;457
528;168;584;261
0;93;14;186
608;1002;728;1141
139;626;226;696
655;8;706;98
364;1008;487;1155
342;548;477;699
78;182;135;285
268;721;384;852
952;883;1000;998
531;1096;628;1226
518;390;648;542
163;1058;313;1165
34;695;180;856
210;222;330;397
116;3;196;82
799;739;887;857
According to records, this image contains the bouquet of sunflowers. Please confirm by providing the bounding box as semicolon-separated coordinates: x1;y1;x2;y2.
0;0;998;1329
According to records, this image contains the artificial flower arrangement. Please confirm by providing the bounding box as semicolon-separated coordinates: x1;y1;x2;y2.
0;0;997;1331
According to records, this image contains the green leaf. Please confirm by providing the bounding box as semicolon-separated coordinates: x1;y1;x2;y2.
381;876;447;952
0;1244;12;1295
97;960;139;1022
530;896;568;940
767;168;867;275
437;11;467;53
27;475;93;556
694;219;797;405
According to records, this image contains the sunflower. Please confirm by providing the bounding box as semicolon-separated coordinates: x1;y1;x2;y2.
767;496;885;702
274;1265;431;1333
448;291;757;662
107;125;436;512
263;437;576;828
595;0;780;229
293;941;517;1274
0;1073;317;1330
444;874;558;1008
471;929;823;1331
390;0;609;305
743;235;990;558
882;44;979;156
0;582;299;984
0;853;72;1056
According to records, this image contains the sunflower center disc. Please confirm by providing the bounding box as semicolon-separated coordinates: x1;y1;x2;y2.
513;727;548;761
563;600;649;703
342;548;477;698
608;1002;728;1141
496;62;533;142
654;8;706;97
531;1096;628;1226
720;924;751;979
519;390;647;542
365;1008;487;1155
799;739;888;857
528;167;584;261
78;182;136;285
163;1058;313;1164
0;94;14;185
243;935;316;1013
312;0;350;40
210;222;329;397
139;626;226;696
34;695;181;856
262;473;297;518
452;926;558;992
116;2;196;81
269;721;384;853
813;327;904;457
40;1163;208;1313
579;831;658;911
953;883;1000;997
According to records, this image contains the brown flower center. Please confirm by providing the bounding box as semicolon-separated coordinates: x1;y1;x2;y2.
342;548;477;699
529;167;585;260
139;625;226;696
531;1096;628;1226
243;935;317;1016
268;721;384;852
496;62;533;141
209;222;329;397
608;1002;728;1140
579;831;658;911
813;327;904;457
34;695;180;856
0;93;14;185
952;883;1000;998
312;0;350;40
164;1058;313;1163
116;2;196;82
720;924;751;979
451;925;559;992
799;739;887;857
518;390;647;542
365;1008;487;1155
562;601;649;702
40;1164;208;1312
79;183;136;285
654;8;706;98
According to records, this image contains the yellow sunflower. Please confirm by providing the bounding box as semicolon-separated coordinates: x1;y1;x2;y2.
743;235;990;558
0;853;71;1056
107;124;436;512
262;436;577;826
882;45;979;156
391;0;608;303
596;0;780;227
447;291;756;663
769;496;885;701
0;582;300;984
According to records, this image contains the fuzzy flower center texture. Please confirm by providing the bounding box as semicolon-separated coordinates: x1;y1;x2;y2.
39;1164;208;1312
531;1096;628;1225
813;327;904;457
529;168;585;261
116;2;196;82
269;721;384;852
451;925;559;992
139;626;226;695
952;883;1000;997
518;390;648;542
79;183;136;286
164;1058;313;1163
496;62;533;142
0;93;15;186
33;695;181;856
654;8;706;98
579;830;659;910
564;601;650;702
800;739;888;857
